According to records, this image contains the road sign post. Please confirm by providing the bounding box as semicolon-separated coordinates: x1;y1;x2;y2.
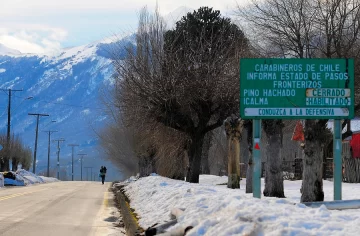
253;120;261;198
334;119;342;200
240;58;354;200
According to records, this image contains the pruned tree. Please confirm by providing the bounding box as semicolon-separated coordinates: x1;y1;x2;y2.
224;116;244;188
10;135;22;171
262;119;285;198
19;147;32;170
243;120;253;193
112;6;250;183
0;134;30;171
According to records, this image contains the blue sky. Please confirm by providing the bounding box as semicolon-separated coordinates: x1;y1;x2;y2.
0;0;248;54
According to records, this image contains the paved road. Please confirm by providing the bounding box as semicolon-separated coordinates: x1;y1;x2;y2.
0;181;117;236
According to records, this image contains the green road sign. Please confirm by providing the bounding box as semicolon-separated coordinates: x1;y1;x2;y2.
240;58;354;119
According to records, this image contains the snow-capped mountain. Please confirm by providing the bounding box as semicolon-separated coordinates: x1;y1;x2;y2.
163;6;193;28
0;34;136;181
0;43;21;56
0;6;191;180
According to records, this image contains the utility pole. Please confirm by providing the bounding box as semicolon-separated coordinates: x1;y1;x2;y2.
68;144;79;181
78;154;87;181
1;89;23;171
28;113;49;173
84;167;93;181
53;138;65;179
43;130;57;177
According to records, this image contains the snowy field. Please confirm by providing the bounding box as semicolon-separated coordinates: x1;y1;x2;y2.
122;175;360;235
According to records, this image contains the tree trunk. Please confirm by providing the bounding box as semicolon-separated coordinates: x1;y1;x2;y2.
186;133;205;183
243;120;253;193
12;158;19;171
227;137;241;188
301;120;325;202
246;154;253;193
224;117;243;189
201;132;212;174
0;157;9;172
262;120;285;198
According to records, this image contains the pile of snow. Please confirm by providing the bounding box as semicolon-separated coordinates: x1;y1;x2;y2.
1;169;59;186
16;169;45;184
123;175;360;235
39;176;59;183
0;173;4;187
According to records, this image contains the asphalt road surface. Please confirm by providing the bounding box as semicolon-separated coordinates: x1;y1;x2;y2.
0;181;117;236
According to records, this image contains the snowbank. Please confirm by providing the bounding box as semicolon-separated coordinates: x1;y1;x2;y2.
39;176;59;183
16;169;45;184
123;175;360;236
1;169;59;186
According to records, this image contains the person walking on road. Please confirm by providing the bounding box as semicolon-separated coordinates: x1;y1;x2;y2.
99;166;107;184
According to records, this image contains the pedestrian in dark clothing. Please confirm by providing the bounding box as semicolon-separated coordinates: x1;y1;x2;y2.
100;166;106;184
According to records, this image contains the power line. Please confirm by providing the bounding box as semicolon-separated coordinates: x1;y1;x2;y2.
11;94;106;111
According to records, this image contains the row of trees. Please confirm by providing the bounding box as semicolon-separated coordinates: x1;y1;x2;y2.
99;0;360;202
0;134;32;171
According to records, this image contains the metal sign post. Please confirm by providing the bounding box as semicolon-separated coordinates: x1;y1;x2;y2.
253;119;261;198
333;120;342;200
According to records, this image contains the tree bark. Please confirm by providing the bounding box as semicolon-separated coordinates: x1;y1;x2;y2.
246;154;253;193
225;117;243;189
262;120;285;198
244;120;253;193
186;133;205;183
0;157;9;172
301;120;325;202
227;137;241;188
201;132;212;174
11;158;19;171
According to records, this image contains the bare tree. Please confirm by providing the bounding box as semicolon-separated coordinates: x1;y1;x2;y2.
112;6;250;183
208;127;228;176
0;134;30;171
19;147;32;170
243;120;254;193
224;116;244;188
10;135;22;171
262;120;285;197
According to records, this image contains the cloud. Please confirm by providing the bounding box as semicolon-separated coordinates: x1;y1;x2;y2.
0;24;68;54
0;0;246;16
0;0;249;53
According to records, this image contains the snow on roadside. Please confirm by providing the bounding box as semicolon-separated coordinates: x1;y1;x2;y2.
16;169;45;184
123;175;360;236
1;169;59;186
39;176;59;183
